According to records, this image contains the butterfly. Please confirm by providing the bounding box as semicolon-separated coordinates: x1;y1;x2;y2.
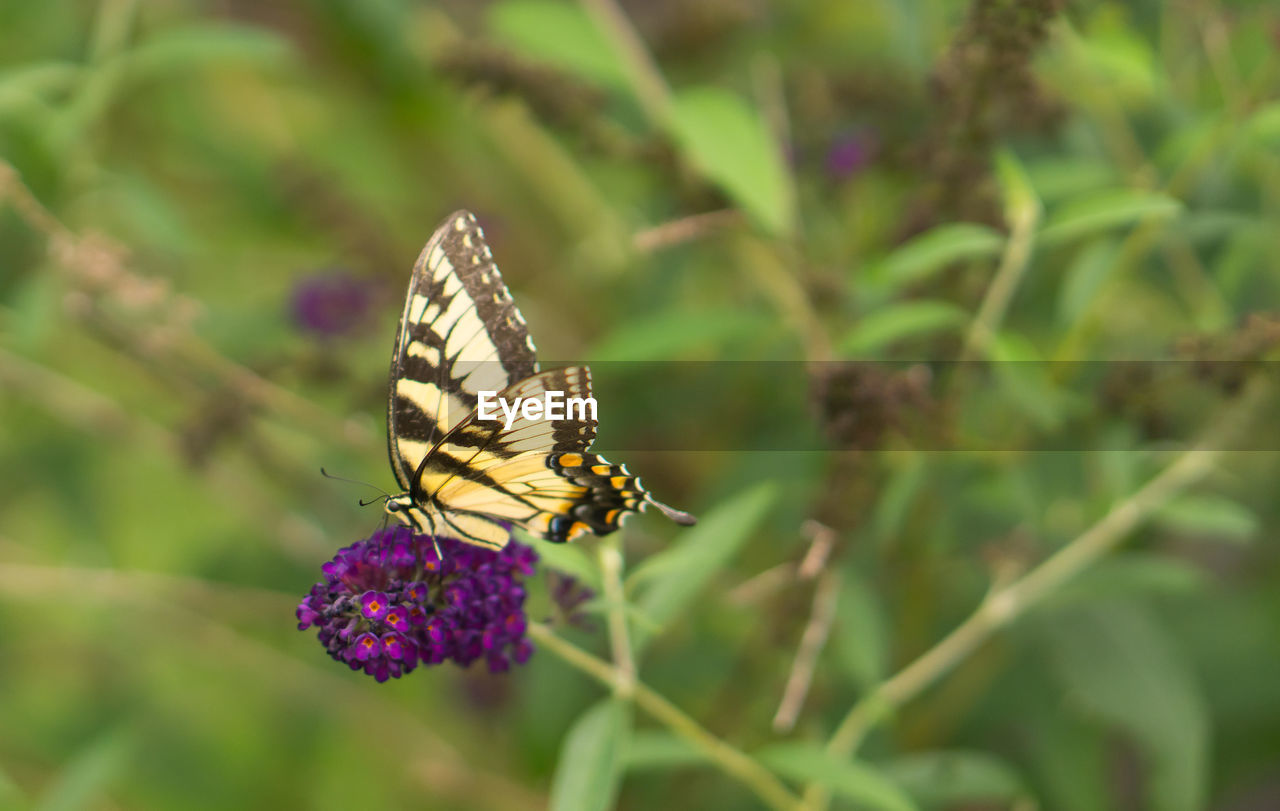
383;210;696;550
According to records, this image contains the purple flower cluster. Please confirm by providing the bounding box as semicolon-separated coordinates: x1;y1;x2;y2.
297;526;537;681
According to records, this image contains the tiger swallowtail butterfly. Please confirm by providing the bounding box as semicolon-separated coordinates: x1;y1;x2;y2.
383;211;696;549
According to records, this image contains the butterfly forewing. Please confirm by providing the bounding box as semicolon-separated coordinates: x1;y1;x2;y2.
387;211;537;490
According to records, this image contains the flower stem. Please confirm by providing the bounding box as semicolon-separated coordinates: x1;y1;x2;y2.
961;166;1041;360
599;536;636;697
528;623;804;811
804;378;1271;810
578;0;674;130
772;569;841;732
736;235;832;362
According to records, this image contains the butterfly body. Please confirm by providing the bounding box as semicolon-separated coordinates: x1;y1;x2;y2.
385;211;695;550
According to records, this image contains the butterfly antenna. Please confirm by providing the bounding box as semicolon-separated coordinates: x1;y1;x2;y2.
320;467;393;504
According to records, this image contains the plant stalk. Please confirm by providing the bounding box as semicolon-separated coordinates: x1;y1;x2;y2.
528;623;805;811
599;536;637;697
804;378;1270;809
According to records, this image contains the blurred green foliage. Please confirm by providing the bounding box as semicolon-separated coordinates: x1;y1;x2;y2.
3;0;1280;809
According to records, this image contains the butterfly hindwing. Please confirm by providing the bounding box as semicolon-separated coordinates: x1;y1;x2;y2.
415;366;595;507
539;452;694;542
425;368;692;544
424;367;598;540
435;511;511;551
387;211;536;491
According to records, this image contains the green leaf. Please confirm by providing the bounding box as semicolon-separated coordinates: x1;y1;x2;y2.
1039;189;1182;246
866;223;1003;289
629;482;776;647
122;24;294;79
1242;102;1280;150
1057;238;1120;325
47;24;292;151
756;743;917;811
1021;710;1110;811
1055;554;1208;602
487;1;628;90
839;300;967;356
87;0;139;63
871;454;927;549
624;731;707;770
1092;424;1141;498
882;750;1028;807
519;531;602;590
1155;114;1222;176
669;87;794;237
1072;20;1157;104
37;726;135;811
1182;210;1261;245
989;332;1065;430
590;308;770;362
831;570;889;689
1042;603;1208;811
0;62;80;114
1213;222;1269;298
8;271;62;352
1155;494;1259;543
549;699;630;811
1025;157;1117;203
994;148;1042;226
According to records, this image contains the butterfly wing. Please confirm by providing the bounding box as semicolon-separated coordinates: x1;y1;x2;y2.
387;211;537;492
388;211;696;550
424;367;696;546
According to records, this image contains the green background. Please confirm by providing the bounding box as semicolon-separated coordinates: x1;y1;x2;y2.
2;1;1279;809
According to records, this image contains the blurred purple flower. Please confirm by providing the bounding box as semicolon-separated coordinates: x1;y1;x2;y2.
825;131;875;180
290;270;372;336
297;526;537;681
547;570;596;631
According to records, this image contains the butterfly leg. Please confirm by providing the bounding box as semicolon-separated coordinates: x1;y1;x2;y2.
406;506;446;564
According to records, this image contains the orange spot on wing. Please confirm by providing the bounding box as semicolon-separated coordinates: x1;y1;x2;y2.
559;453;584;468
